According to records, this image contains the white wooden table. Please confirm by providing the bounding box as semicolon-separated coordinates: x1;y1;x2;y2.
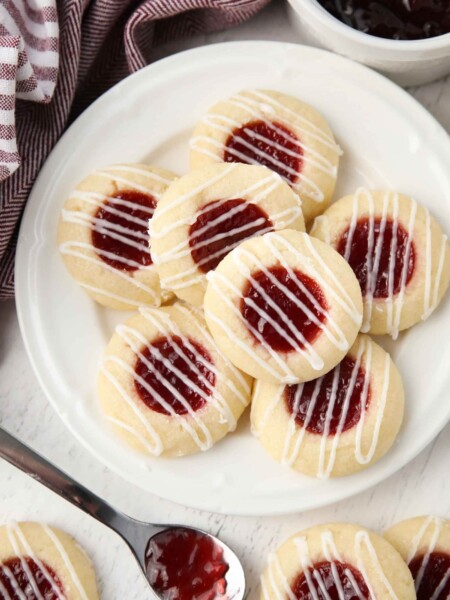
1;3;449;598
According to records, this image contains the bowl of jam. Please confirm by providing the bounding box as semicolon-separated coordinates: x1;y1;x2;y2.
287;0;450;86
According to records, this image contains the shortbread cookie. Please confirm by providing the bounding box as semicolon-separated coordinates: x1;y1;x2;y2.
260;522;415;600
0;521;98;599
98;303;252;457
190;89;342;222
385;516;450;600
310;189;450;337
151;163;305;306
58;163;178;310
204;229;363;384
251;334;404;477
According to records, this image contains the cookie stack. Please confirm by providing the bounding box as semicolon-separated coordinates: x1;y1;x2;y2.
58;89;450;477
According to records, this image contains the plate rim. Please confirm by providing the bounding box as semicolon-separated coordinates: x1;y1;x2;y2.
15;40;450;516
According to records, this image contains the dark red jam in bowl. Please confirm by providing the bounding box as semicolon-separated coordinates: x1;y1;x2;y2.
92;190;155;271
135;336;215;416
241;266;327;352
145;528;229;600
292;560;370;599
336;217;415;299
317;0;450;40
189;198;273;273
224;120;302;184
0;557;64;599
285;355;370;434
409;552;450;600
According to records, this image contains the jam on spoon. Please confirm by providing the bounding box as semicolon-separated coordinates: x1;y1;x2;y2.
316;0;450;40
0;428;246;600
145;528;229;600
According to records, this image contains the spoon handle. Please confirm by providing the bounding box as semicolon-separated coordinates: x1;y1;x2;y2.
0;427;124;531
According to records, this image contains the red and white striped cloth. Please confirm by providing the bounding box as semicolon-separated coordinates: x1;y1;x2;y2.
0;0;270;298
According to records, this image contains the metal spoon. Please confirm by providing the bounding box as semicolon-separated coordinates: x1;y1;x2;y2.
0;427;246;599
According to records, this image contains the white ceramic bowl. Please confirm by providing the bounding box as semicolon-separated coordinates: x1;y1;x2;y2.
287;0;450;86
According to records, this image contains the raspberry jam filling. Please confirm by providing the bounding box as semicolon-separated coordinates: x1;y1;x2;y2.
0;557;64;599
317;0;450;41
189;198;273;273
92;190;156;271
134;336;215;416
224;120;302;184
145;528;229;600
409;552;450;600
292;561;370;599
285;356;370;434
336;217;415;298
241;266;327;352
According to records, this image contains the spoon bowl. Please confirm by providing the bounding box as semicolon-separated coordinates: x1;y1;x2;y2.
0;427;246;599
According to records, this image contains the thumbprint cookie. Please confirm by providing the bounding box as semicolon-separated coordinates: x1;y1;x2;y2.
260;522;415;600
58;163;178;310
98;303;252;457
251;334;404;478
310;189;450;337
189;89;342;222
0;521;99;599
384;516;450;600
150;163;305;306
204;229;363;384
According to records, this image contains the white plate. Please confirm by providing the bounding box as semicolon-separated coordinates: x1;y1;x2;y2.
16;41;450;516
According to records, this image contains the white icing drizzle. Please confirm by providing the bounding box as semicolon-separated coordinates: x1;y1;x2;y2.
137;309;238;425
150;165;302;291
0;578;12;599
98;164;174;186
233;249;326;370
262;528;397;599
406;516;446;595
101;358;164;454
423;208;433;319
254;337;390;478
0;564;27;600
77;281;154;307
93;169;163;196
430;571;450;600
102;306;247;455
354;348;390;466
354;531;398;599
59;241;159;301
190;90;342;204
206;232;361;383
425;234;448;320
294;234;361;325
317;188;448;339
105;333;214;452
154;163;236;220
42;525;89;600
251;380;283;438
174;304;251;403
1;521;89;600
60;166;169;304
264;236;356;343
207;269;298;383
391;198;417;339
106;415;163;455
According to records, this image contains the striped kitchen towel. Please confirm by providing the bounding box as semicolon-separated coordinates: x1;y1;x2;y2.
0;0;270;299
